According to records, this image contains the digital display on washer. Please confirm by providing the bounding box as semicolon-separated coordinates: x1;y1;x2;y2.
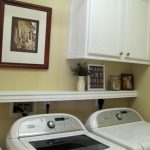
55;117;65;121
30;135;109;150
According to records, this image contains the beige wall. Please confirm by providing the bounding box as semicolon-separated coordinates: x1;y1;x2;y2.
0;0;133;149
129;64;150;121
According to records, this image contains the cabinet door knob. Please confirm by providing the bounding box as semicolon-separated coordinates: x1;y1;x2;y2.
119;52;123;55
126;53;130;56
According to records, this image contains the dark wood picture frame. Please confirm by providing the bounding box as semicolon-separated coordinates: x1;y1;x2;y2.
121;74;134;90
0;0;52;69
87;64;105;91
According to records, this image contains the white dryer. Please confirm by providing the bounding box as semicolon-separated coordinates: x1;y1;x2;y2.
85;108;150;150
6;113;125;150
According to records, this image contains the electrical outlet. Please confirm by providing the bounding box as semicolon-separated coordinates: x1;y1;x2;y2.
10;102;36;117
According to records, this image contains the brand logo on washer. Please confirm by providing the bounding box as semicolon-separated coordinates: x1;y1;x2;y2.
27;125;36;129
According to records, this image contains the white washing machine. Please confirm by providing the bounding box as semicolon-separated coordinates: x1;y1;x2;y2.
6;113;126;150
85;108;150;150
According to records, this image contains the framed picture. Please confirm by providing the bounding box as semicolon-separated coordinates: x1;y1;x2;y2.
0;0;52;69
87;64;105;91
121;74;134;90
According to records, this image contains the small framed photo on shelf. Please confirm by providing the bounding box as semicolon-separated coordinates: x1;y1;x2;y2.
121;74;134;90
87;64;105;91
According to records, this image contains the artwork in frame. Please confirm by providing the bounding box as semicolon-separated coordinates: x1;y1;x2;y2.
11;17;39;53
87;64;105;91
0;0;52;69
121;74;134;90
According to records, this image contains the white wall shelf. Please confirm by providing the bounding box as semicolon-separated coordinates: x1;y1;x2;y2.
0;90;137;103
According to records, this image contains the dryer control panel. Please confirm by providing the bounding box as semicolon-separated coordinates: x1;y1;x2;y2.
96;108;143;127
14;114;83;138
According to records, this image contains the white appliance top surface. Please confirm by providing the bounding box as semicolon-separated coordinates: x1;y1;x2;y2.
92;121;150;150
19;130;126;150
96;121;150;142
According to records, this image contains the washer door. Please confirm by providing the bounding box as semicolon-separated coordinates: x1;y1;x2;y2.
29;134;109;150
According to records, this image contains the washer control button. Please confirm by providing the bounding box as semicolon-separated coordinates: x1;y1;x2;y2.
47;121;55;129
116;113;122;120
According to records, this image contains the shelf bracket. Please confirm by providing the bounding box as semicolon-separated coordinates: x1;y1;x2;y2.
98;99;104;110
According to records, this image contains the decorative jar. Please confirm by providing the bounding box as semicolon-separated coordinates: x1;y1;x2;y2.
108;75;121;91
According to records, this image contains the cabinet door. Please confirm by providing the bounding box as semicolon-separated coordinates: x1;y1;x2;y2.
124;0;149;61
87;0;124;58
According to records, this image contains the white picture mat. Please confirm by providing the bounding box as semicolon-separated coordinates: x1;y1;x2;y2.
87;64;105;91
2;4;47;64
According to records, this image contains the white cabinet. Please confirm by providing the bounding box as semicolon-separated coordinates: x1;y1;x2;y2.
124;0;150;62
68;0;150;64
87;0;123;58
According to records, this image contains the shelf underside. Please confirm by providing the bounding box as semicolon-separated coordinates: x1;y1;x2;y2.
0;90;137;103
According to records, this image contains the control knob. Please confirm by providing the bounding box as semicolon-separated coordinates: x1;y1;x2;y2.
116;113;122;120
47;121;55;129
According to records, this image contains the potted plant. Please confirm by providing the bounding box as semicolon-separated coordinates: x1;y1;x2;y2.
71;63;90;91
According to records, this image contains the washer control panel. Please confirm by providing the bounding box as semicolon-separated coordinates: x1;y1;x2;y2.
96;108;142;127
18;114;83;138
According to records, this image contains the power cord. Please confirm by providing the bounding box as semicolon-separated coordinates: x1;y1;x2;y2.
98;99;104;110
46;103;50;113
